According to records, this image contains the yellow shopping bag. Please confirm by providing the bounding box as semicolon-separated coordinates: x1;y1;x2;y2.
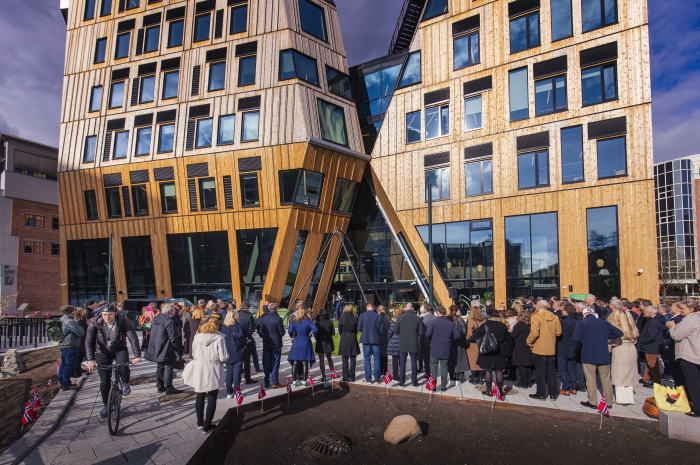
653;382;692;413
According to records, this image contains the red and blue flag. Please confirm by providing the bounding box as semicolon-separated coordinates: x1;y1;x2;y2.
258;384;267;400
45;378;52;389
598;394;610;416
307;373;314;386
426;375;436;391
31;388;41;409
330;369;339;380
286;377;293;394
234;387;244;406
21;402;36;425
491;383;503;401
383;371;393;385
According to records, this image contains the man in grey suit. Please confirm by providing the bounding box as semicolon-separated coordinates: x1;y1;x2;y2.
395;303;423;386
419;304;436;380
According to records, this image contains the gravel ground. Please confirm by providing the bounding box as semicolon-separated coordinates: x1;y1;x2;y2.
201;387;700;465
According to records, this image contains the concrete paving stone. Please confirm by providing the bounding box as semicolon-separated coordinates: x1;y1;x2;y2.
160;456;190;465
53;446;98;464
91;436;139;460
92;450;128;465
176;428;206;444
122;436;184;462
145;448;177;465
19;447;65;465
120;420;167;436
68;433;115;453
122;456;155;465
151;421;192;439
131;431;158;445
167;437;205;458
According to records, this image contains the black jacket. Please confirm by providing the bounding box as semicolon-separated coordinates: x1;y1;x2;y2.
386;321;400;357
221;322;250;364
257;311;285;349
471;320;510;370
557;315;579;359
85;314;141;361
394;311;423;354
420;313;437;347
145;313;182;362
511;322;533;367
426;316;460;359
338;314;360;356
379;315;391;356
639;313;667;355
315;317;336;354
238;309;256;336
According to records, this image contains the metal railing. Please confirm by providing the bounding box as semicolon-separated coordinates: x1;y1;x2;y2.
0;317;53;350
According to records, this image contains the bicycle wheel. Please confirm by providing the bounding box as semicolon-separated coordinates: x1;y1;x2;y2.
107;384;121;436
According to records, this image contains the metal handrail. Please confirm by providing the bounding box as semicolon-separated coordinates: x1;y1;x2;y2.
0;317;53;349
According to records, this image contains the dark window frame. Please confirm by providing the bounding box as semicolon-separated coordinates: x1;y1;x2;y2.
453;30;480;70
162;70;179;99
425;165;451;201
100;0;112;17
424;103;450;140
509;11;541;54
581;61;618;107
465;158;493;197
241;110;260;142
25;213;45;228
325;65;353;101
278;169;300;205
237;54;257;86
198;177;218;210
112;130;130;159
240;172;261;207
105;187;123;218
396;50;422;89
208;60;227;91
193;13;211;43
581;0;618;33
195;117;214;148
278;49;320;87
317;98;349;147
157;123;175;153
135;126;152;156
406;110;422;144
114;31;131;59
84;190;99;220
138;74;156;104
229;3;248;34
422;0;448;21
596;135;627;180
464;94;483;131
517;149;550;190
291;169;325;208
51;243;60;256
560;125;585;184
297;0;329;43
89;85;102;112
143;24;161;53
217;114;236;145
94;37;107;63
331;177;360;213
131;184;149;216
83;135;98;163
160;181;178;213
534;73;568;116
24;241;44;255
84;0;96;20
52;216;59;230
167;19;184;48
508;66;529;122
551;0;574;41
109;80;126;108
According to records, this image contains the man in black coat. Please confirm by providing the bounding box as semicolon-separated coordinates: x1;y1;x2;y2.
420;304;436;379
395;305;423;386
145;303;183;395
257;303;286;389
237;301;258;383
425;306;461;391
639;306;666;388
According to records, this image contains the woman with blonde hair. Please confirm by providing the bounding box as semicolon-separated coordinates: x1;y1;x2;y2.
183;321;228;434
609;308;639;405
338;304;360;381
220;310;250;398
287;306;318;386
386;307;403;381
511;310;534;388
466;301;486;384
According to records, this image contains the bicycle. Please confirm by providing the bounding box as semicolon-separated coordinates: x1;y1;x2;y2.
99;362;131;436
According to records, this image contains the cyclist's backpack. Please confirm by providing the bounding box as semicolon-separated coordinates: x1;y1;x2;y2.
47;319;65;343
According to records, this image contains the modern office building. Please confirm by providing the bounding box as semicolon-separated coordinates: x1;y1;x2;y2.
57;0;658;309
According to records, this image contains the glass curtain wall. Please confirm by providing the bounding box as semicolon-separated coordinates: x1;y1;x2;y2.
586;206;620;299
237;228;278;306
67;238;115;306
305;233;333;307
280;230;310;308
121;236;156;298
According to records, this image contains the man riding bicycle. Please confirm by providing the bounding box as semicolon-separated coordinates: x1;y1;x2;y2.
86;304;141;419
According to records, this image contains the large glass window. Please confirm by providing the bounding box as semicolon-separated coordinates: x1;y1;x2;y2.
279;170;300;204
84;190;98;219
100;0;112;17
406;111;421;143
168;20;184;47
115;32;130;59
587;206;620;299
582;0;617;32
509;67;529;121
279;50;319;85
230;4;248;33
582;63;617;106
162;71;179;99
94;37;107;63
167;232;231;301
109;81;125;108
510;11;540;53
318;99;348;146
551;0;573;40
280;230;310;307
126;0;139;9
121;236;156;298
423;0;448;21
67;238;114;306
298;0;328;42
535;75;566;115
505;212;559;300
518;150;549;189
209;62;226;91
331;178;359;213
597;136;626;178
113;130;129;159
425;166;450;201
83;135;97;163
306;233;332;306
466;159;492;196
105;187;122;217
326;66;353;100
240;173;260;206
84;0;96;20
241;111;259;141
194;14;211;42
131;185;148;215
144;25;160;53
218;114;235;145
199;178;217;210
135;127;151;156
237;228;278;304
561;126;584;183
196;118;213;148
425;104;449;139
160;182;177;213
139;75;155;103
238;55;257;85
454;31;479;70
294;170;324;207
89;86;102;112
158;124;174;152
362;63;402;117
464;95;482;131
397;51;421;88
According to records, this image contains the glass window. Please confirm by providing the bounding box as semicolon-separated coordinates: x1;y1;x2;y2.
425;104;449;139
52;217;59;230
586;206;620;299
84;190;98;219
162;70;179;99
160;182;177;213
131;185;148;215
279;50;319;85
139;75;155;103
331;178;359;213
66;238;114;305
582;63;617;105
166;232;231;301
199;178;217;210
121;235;156;298
158;124;174;152
236;228;278;303
84;0;96;20
113;130;129;159
454;31;479;70
238;55;256;85
280;230;309;307
508;67;528;121
551;0;573;40
126;0;139;9
109;81;124;108
168;20;184;47
317;99;348;146
326;66;353;100
561;126;584;183
518;150;549;189
406;111;421;143
241;111;259;141
83;135;97;163
510;12;540;53
89;86;102;112
100;0;112;16
135;127;151;156
94;38;107;63
240;173;260;206
464;95;482;131
209;62;226;91
196;118;213;148
218;114;235;145
194;14;210;42
423;0;448;20
25;213;45;228
425;166;450;201
397;51;421;88
597;136;626;178
294;170;324;207
279;170;300;204
466;159;492;196
51;243;60;256
230;4;248;33
298;0;328;42
115;32;130;59
582;0;617;32
105;187;122;217
535;74;566;115
24;241;44;254
144;25;160;53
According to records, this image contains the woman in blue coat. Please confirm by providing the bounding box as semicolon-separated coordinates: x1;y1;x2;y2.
220;310;250;397
288;306;318;386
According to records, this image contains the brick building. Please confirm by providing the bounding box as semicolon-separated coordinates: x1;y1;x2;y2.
0;133;60;314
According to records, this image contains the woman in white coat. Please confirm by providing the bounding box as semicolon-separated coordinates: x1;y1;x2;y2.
608;308;639;405
183;321;228;434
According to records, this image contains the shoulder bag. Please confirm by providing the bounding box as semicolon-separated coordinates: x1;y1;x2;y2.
478;323;499;355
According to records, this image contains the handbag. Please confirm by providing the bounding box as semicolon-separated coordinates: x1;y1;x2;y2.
478;323;499;355
653;381;691;413
143;322;152;330
643;397;659;419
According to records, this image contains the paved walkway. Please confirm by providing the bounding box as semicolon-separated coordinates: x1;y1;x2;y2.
19;332;656;465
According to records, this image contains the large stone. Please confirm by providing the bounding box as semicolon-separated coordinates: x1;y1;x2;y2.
659;410;700;444
1;349;26;375
383;415;422;445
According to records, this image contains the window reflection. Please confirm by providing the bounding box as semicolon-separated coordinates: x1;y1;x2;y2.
586;206;620;299
237;228;278;304
280;230;309;307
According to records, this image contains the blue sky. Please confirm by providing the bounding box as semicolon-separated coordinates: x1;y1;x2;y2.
0;0;697;162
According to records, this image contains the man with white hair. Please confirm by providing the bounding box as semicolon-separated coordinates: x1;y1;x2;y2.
145;303;183;395
638;305;665;387
585;294;607;320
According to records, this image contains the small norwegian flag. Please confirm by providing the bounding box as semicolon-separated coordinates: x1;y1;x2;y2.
45;378;52;389
21;402;36;425
383;371;393;385
286;377;293;394
330;369;339;380
234;387;244;406
307;373;314;386
598;394;610;416
491;383;503;401
56;362;60;375
426;375;436;391
258;384;267;400
31;388;41;409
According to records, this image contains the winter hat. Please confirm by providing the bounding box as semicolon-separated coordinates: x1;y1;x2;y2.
582;307;598;317
61;305;75;315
